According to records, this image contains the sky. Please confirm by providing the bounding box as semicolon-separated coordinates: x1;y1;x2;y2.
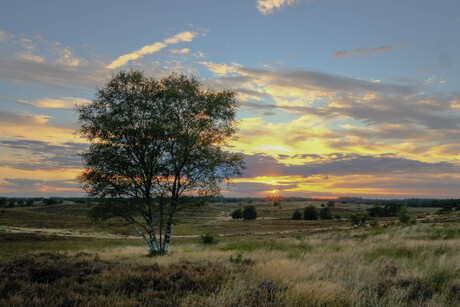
1;0;460;198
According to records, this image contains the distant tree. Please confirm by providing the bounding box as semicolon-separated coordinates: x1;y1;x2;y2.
26;200;34;207
319;207;333;220
243;205;257;220
397;206;411;225
0;198;7;207
292;209;302;220
78;71;244;255
327;201;335;208
44;198;58;206
8;200;15;208
17;200;24;206
303;205;318;220
231;208;243;219
350;212;369;227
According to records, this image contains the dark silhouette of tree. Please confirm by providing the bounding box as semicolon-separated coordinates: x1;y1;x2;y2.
77;71;244;254
303;205;318;220
243;205;257;220
231;208;243;219
319;207;333;219
292;209;302;220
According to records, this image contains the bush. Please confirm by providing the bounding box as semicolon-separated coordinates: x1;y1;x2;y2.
397;206;411;225
200;233;218;244
319;207;333;220
231;208;243;219
303;205;318;220
243;205;257;220
8;201;15;208
292;209;302;220
25;200;34;207
327;200;335;208
350;212;369;227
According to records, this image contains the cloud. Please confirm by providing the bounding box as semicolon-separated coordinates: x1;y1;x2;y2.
15;53;44;63
171;48;190;54
17;97;90;109
333;44;408;59
198;61;239;75
242;153;459;178
0;178;81;196
0;110;51;125
256;0;301;15
106;31;196;69
0;58;108;89
0;30;6;42
0;140;87;171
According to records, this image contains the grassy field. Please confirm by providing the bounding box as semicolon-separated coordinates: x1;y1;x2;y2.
0;200;459;306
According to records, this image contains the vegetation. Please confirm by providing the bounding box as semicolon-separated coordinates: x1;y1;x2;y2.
350;211;369;227
243;205;257;220
303;205;319;220
319;206;333;220
77;71;244;254
1;198;459;306
231;208;243;219
291;209;302;220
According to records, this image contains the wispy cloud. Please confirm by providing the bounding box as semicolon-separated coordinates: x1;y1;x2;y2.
256;0;301;15
106;31;196;69
171;48;190;54
17;97;90;109
333;44;408;59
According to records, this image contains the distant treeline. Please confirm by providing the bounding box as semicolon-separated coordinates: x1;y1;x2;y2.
1;196;459;209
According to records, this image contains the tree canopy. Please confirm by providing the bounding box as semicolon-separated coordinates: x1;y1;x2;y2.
77;70;245;254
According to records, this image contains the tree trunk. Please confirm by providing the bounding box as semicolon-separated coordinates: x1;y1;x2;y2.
163;224;171;253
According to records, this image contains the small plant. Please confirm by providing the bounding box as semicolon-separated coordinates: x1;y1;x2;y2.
200;233;218;244
231;208;243;219
230;251;244;263
334;214;342;220
295;234;303;240
397;206;412;225
350;211;369;227
303;205;318;220
292;209;302;220
370;219;379;227
243;205;257;220
319;207;333;220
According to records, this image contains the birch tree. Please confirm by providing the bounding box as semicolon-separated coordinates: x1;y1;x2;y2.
77;70;244;254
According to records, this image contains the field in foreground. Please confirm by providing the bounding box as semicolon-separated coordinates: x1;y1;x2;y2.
0;201;459;306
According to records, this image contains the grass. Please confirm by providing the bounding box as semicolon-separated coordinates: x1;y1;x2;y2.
1;201;459;306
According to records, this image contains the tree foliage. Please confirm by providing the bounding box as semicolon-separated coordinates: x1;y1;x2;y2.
231;208;243;219
77;71;244;254
243;205;257;220
303;205;318;220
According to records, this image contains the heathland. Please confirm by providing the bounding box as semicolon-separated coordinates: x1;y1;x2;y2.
0;199;459;306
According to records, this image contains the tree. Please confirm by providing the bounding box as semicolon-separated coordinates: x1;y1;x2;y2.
231;208;243;219
350;212;369;227
243;205;257;220
319;207;333;220
292;209;302;220
77;71;244;255
303;205;318;220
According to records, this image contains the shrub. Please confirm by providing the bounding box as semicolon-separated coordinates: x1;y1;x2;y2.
25;200;34;207
243;205;257;220
334;214;342;219
319;207;333;220
303;205;318;220
292;209;302;220
8;201;14;208
350;211;369;227
327;200;335;208
231;208;243;219
397;206;411;225
200;233;218;244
